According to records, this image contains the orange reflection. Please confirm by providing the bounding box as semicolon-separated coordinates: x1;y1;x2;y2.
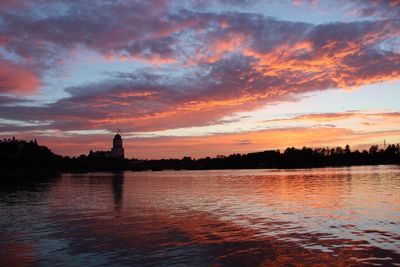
38;170;400;265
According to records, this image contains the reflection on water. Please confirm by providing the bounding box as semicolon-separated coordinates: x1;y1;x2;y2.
0;165;399;266
111;172;124;212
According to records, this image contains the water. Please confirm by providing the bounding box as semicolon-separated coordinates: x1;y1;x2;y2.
1;165;399;266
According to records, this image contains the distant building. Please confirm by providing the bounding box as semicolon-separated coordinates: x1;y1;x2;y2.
88;133;125;159
111;133;124;159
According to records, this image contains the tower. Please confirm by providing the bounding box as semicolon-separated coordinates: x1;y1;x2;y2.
111;133;124;159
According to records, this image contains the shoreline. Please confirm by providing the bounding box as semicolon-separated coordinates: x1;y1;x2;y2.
2;163;399;177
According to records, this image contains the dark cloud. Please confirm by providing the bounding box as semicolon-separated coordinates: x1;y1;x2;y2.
349;0;400;19
235;139;252;145
0;95;30;105
0;1;399;134
0;0;182;66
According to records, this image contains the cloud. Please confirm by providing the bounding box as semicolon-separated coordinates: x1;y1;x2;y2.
0;16;399;130
6;125;399;159
0;95;30;105
0;1;194;67
348;0;400;19
0;0;399;156
0;58;41;94
260;111;400;126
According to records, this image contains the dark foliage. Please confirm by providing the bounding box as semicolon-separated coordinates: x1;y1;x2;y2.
0;137;62;171
134;144;399;171
1;137;399;173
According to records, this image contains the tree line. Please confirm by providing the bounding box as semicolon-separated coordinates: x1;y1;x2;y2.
1;137;399;173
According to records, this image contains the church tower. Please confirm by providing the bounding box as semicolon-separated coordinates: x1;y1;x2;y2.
111;133;124;159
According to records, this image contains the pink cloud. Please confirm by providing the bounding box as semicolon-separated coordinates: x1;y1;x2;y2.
0;1;399;153
0;59;41;94
5;120;399;159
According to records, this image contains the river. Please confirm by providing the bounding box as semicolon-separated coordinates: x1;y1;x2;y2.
1;165;399;266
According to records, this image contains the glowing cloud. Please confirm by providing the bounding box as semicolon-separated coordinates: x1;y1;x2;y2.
0;0;399;157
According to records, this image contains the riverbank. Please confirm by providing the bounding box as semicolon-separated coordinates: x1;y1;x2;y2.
1;139;399;173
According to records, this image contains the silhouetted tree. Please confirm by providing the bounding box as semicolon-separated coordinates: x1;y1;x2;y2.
1;138;399;173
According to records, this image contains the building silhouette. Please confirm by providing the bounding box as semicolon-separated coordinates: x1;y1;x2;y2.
111;133;124;159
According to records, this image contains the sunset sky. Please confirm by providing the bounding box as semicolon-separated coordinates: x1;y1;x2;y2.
0;0;399;159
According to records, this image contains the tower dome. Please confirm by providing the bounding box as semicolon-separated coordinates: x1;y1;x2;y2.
111;133;124;159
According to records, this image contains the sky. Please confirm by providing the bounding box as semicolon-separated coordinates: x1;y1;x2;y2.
0;0;399;159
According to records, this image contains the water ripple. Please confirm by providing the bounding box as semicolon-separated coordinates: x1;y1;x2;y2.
0;165;399;266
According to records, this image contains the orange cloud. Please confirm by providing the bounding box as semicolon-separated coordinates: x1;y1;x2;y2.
12;125;398;159
244;39;399;90
122;127;400;159
0;6;399;144
285;111;400;123
198;33;248;63
262;112;360;123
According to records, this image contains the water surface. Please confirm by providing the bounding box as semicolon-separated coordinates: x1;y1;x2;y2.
1;165;399;266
